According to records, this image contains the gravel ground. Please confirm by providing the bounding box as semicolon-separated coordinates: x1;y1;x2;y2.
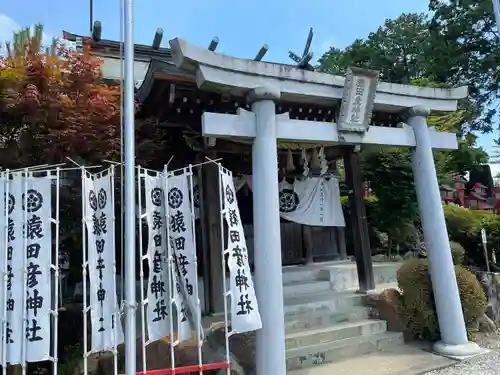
422;330;500;375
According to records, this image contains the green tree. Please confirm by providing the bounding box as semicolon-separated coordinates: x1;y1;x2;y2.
320;2;500;138
361;148;419;252
318;11;489;178
318;8;492;248
318;13;430;83
412;78;489;177
428;0;500;135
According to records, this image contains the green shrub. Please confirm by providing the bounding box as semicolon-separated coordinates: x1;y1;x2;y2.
450;241;465;265
443;204;484;240
340;195;378;214
397;258;487;341
478;214;500;253
443;205;500;269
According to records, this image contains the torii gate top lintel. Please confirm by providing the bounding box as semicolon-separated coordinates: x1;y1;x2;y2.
169;37;462;151
169;37;467;113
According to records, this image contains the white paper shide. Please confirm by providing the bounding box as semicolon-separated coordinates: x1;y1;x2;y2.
144;173;170;342
83;169;124;353
221;169;261;333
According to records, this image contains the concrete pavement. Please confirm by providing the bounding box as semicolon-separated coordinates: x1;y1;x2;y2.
287;342;456;375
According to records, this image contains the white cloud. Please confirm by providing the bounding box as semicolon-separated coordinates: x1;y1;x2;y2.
0;13;52;52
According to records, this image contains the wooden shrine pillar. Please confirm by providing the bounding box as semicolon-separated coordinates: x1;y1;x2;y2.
201;149;225;313
302;225;314;264
197;166;211;315
343;147;375;292
335;227;348;260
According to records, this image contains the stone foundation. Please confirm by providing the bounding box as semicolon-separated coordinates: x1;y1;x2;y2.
475;271;500;323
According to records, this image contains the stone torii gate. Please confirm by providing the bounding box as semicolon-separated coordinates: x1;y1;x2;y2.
169;38;483;374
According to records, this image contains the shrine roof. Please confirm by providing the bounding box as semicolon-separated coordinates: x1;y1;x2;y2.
469;192;488;201
73;32;468;113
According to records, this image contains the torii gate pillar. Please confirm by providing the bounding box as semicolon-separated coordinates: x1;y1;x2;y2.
247;87;287;375
406;106;483;356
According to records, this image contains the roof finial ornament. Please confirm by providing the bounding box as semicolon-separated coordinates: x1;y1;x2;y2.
208;37;219;52
288;27;315;71
152;28;163;50
92;21;102;42
254;44;269;61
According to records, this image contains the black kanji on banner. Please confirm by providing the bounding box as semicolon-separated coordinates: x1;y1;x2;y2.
89;186;109;332
23;184;47;347
148;181;168;323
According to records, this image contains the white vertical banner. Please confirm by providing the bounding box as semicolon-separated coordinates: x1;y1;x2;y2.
220;168;262;333
0;173;6;366
166;172;200;342
144;173;170;341
6;173;25;364
164;173;191;344
83;169;124;353
23;174;53;362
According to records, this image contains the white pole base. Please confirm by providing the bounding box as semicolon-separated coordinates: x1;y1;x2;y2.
433;340;489;359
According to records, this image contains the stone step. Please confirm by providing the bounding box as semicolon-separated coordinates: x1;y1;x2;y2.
282;261;351;284
286;319;387;350
282;266;323;284
284;306;371;333
285;331;404;371
283;280;331;298
318;263;401;291
284;289;365;318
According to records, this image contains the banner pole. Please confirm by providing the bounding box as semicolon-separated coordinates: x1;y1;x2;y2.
123;0;137;373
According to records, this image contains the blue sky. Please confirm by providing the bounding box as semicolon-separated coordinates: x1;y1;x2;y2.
0;0;496;172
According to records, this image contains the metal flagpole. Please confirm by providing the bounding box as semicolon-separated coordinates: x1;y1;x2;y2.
123;0;137;374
